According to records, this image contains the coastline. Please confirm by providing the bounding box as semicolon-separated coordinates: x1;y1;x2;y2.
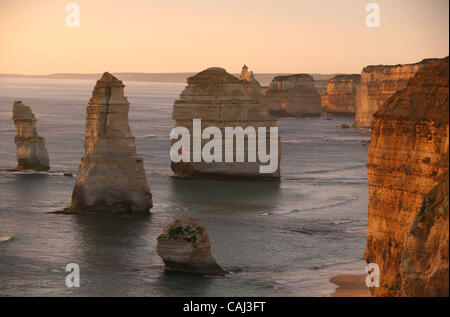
330;275;372;297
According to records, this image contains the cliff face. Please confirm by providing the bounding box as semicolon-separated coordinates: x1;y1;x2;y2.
171;67;280;179
239;65;264;100
321;74;360;114
264;74;321;117
354;58;438;128
12;101;50;171
66;72;152;214
365;57;449;296
400;170;449;296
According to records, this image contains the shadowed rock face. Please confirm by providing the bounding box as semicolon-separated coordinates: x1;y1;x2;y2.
66;72;152;214
239;65;264;100
157;218;225;275
400;170;449;296
321;74;361;114
364;57;449;296
171;67;280;179
264;74;321;117
354;58;438;128
12;101;50;171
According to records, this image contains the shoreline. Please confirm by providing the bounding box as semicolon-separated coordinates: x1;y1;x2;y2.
330;275;372;297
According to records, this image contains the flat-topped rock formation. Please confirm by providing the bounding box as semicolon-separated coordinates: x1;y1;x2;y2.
365;57;449;296
354;58;438;128
321;74;361;114
65;72;152;214
157;218;225;275
12;101;50;171
264;74;321;117
239;65;264;100
171;67;280;179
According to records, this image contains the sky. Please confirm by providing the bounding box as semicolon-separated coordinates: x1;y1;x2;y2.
0;0;448;74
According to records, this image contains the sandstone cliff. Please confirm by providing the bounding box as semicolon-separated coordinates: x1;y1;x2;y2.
321;74;360;114
171;67;280;179
364;57;449;296
66;72;152;214
12;101;50;171
157;218;225;275
354;58;438;128
239;65;264;100
264;74;321;117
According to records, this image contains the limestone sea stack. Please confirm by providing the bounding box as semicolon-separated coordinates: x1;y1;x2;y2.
354;58;438;128
171;67;280;179
239;65;264;100
157;218;225;275
321;74;361;114
66;72;152;214
364;57;449;296
264;74;321;117
12;101;50;171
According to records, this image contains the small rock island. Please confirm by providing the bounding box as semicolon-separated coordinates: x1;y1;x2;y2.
157;218;225;276
264;74;321;117
12;101;50;171
321;74;361;115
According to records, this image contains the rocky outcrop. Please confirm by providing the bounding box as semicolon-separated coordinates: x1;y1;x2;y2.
65;72;152;214
321;74;360;114
157;218;225;275
354;58;438;128
364;57;449;296
239;65;264;100
171;67;280;179
12;101;50;171
264;74;321;117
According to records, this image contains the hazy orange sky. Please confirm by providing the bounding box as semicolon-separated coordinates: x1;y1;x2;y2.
0;0;448;74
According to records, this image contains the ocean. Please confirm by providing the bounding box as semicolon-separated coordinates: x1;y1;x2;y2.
0;77;371;296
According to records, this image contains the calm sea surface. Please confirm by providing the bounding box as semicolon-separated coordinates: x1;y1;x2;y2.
0;77;371;296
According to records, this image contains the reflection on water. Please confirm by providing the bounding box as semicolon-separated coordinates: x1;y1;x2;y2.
169;177;282;214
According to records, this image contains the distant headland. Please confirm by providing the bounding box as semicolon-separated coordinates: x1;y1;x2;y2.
0;72;337;86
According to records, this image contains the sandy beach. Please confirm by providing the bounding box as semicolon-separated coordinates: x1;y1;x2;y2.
330;275;372;297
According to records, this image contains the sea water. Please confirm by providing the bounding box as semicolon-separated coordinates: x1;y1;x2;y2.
0;77;371;296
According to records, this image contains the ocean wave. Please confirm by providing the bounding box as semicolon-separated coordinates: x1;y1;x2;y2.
262;199;357;216
274;277;308;285
309;259;363;270
1;170;73;177
332;219;353;225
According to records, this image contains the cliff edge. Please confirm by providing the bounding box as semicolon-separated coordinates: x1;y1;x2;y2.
364;57;449;296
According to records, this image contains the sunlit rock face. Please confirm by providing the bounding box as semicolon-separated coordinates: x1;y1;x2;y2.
354;58;438;128
364;57;449;296
239;64;264;100
12;101;50;171
264;74;321;117
66;72;152;214
157;218;225;275
171;67;280;179
321;74;361;114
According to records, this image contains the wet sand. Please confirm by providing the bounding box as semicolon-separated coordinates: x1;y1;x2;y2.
330;275;372;297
